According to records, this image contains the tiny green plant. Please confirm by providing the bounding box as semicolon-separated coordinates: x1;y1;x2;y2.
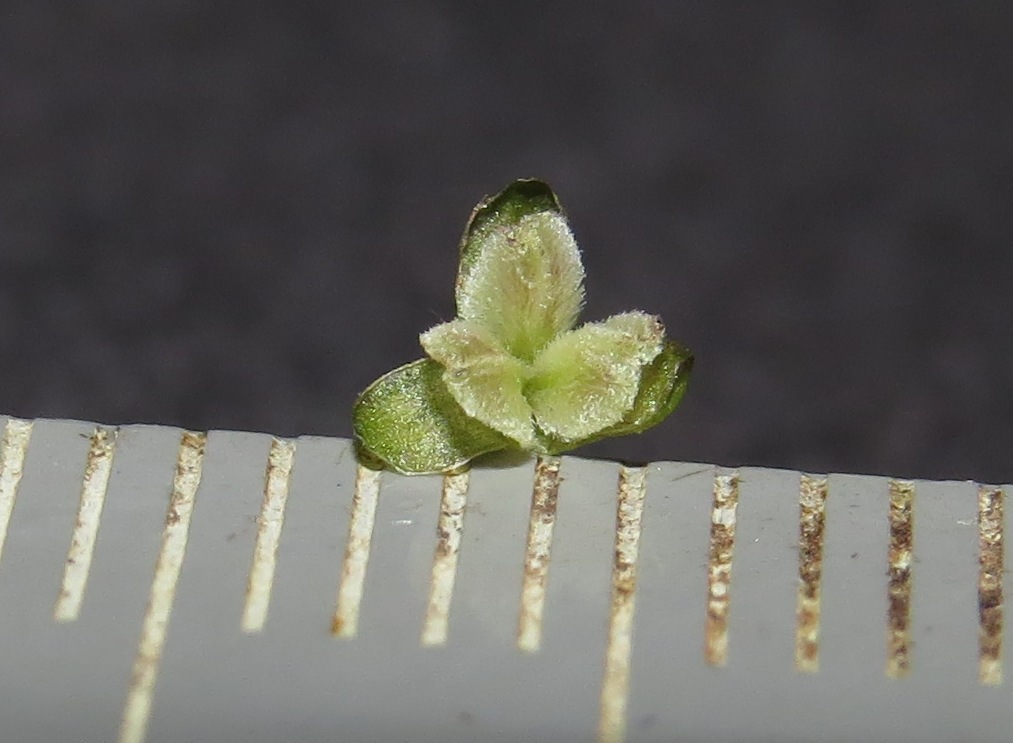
353;179;693;474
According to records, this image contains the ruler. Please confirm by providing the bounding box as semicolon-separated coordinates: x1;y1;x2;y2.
0;415;1008;742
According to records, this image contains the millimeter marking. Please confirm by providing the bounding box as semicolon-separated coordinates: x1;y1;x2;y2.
55;427;117;622
0;418;32;568
517;455;562;653
241;438;296;633
794;474;829;672
119;431;206;743
977;485;1004;686
331;465;382;637
420;471;470;647
598;466;647;743
886;479;915;679
705;472;739;666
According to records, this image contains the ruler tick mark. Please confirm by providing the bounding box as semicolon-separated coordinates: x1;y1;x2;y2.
598;466;647;743
794;474;828;673
0;418;32;569
517;455;561;653
705;471;739;667
241;437;296;634
420;471;470;647
978;485;1004;686
119;430;206;743
55;427;117;622
332;464;382;637
886;479;914;679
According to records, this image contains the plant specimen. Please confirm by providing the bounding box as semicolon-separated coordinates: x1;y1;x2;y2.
353;179;693;474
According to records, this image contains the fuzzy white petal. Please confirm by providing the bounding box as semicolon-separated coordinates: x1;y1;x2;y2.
527;312;665;441
421;320;536;447
456;211;584;361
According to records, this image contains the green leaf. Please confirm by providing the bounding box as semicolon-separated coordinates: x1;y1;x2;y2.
536;339;694;454
526;312;665;442
455;179;585;361
353;359;513;475
420;319;535;447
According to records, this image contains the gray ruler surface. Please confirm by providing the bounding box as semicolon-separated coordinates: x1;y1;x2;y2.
0;415;1008;743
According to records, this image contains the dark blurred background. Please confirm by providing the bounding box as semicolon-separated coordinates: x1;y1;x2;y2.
1;3;1010;482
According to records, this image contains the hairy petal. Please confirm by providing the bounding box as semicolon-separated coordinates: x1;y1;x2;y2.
534;340;694;455
421;320;536;447
421;319;508;368
526;311;665;441
456;181;584;360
